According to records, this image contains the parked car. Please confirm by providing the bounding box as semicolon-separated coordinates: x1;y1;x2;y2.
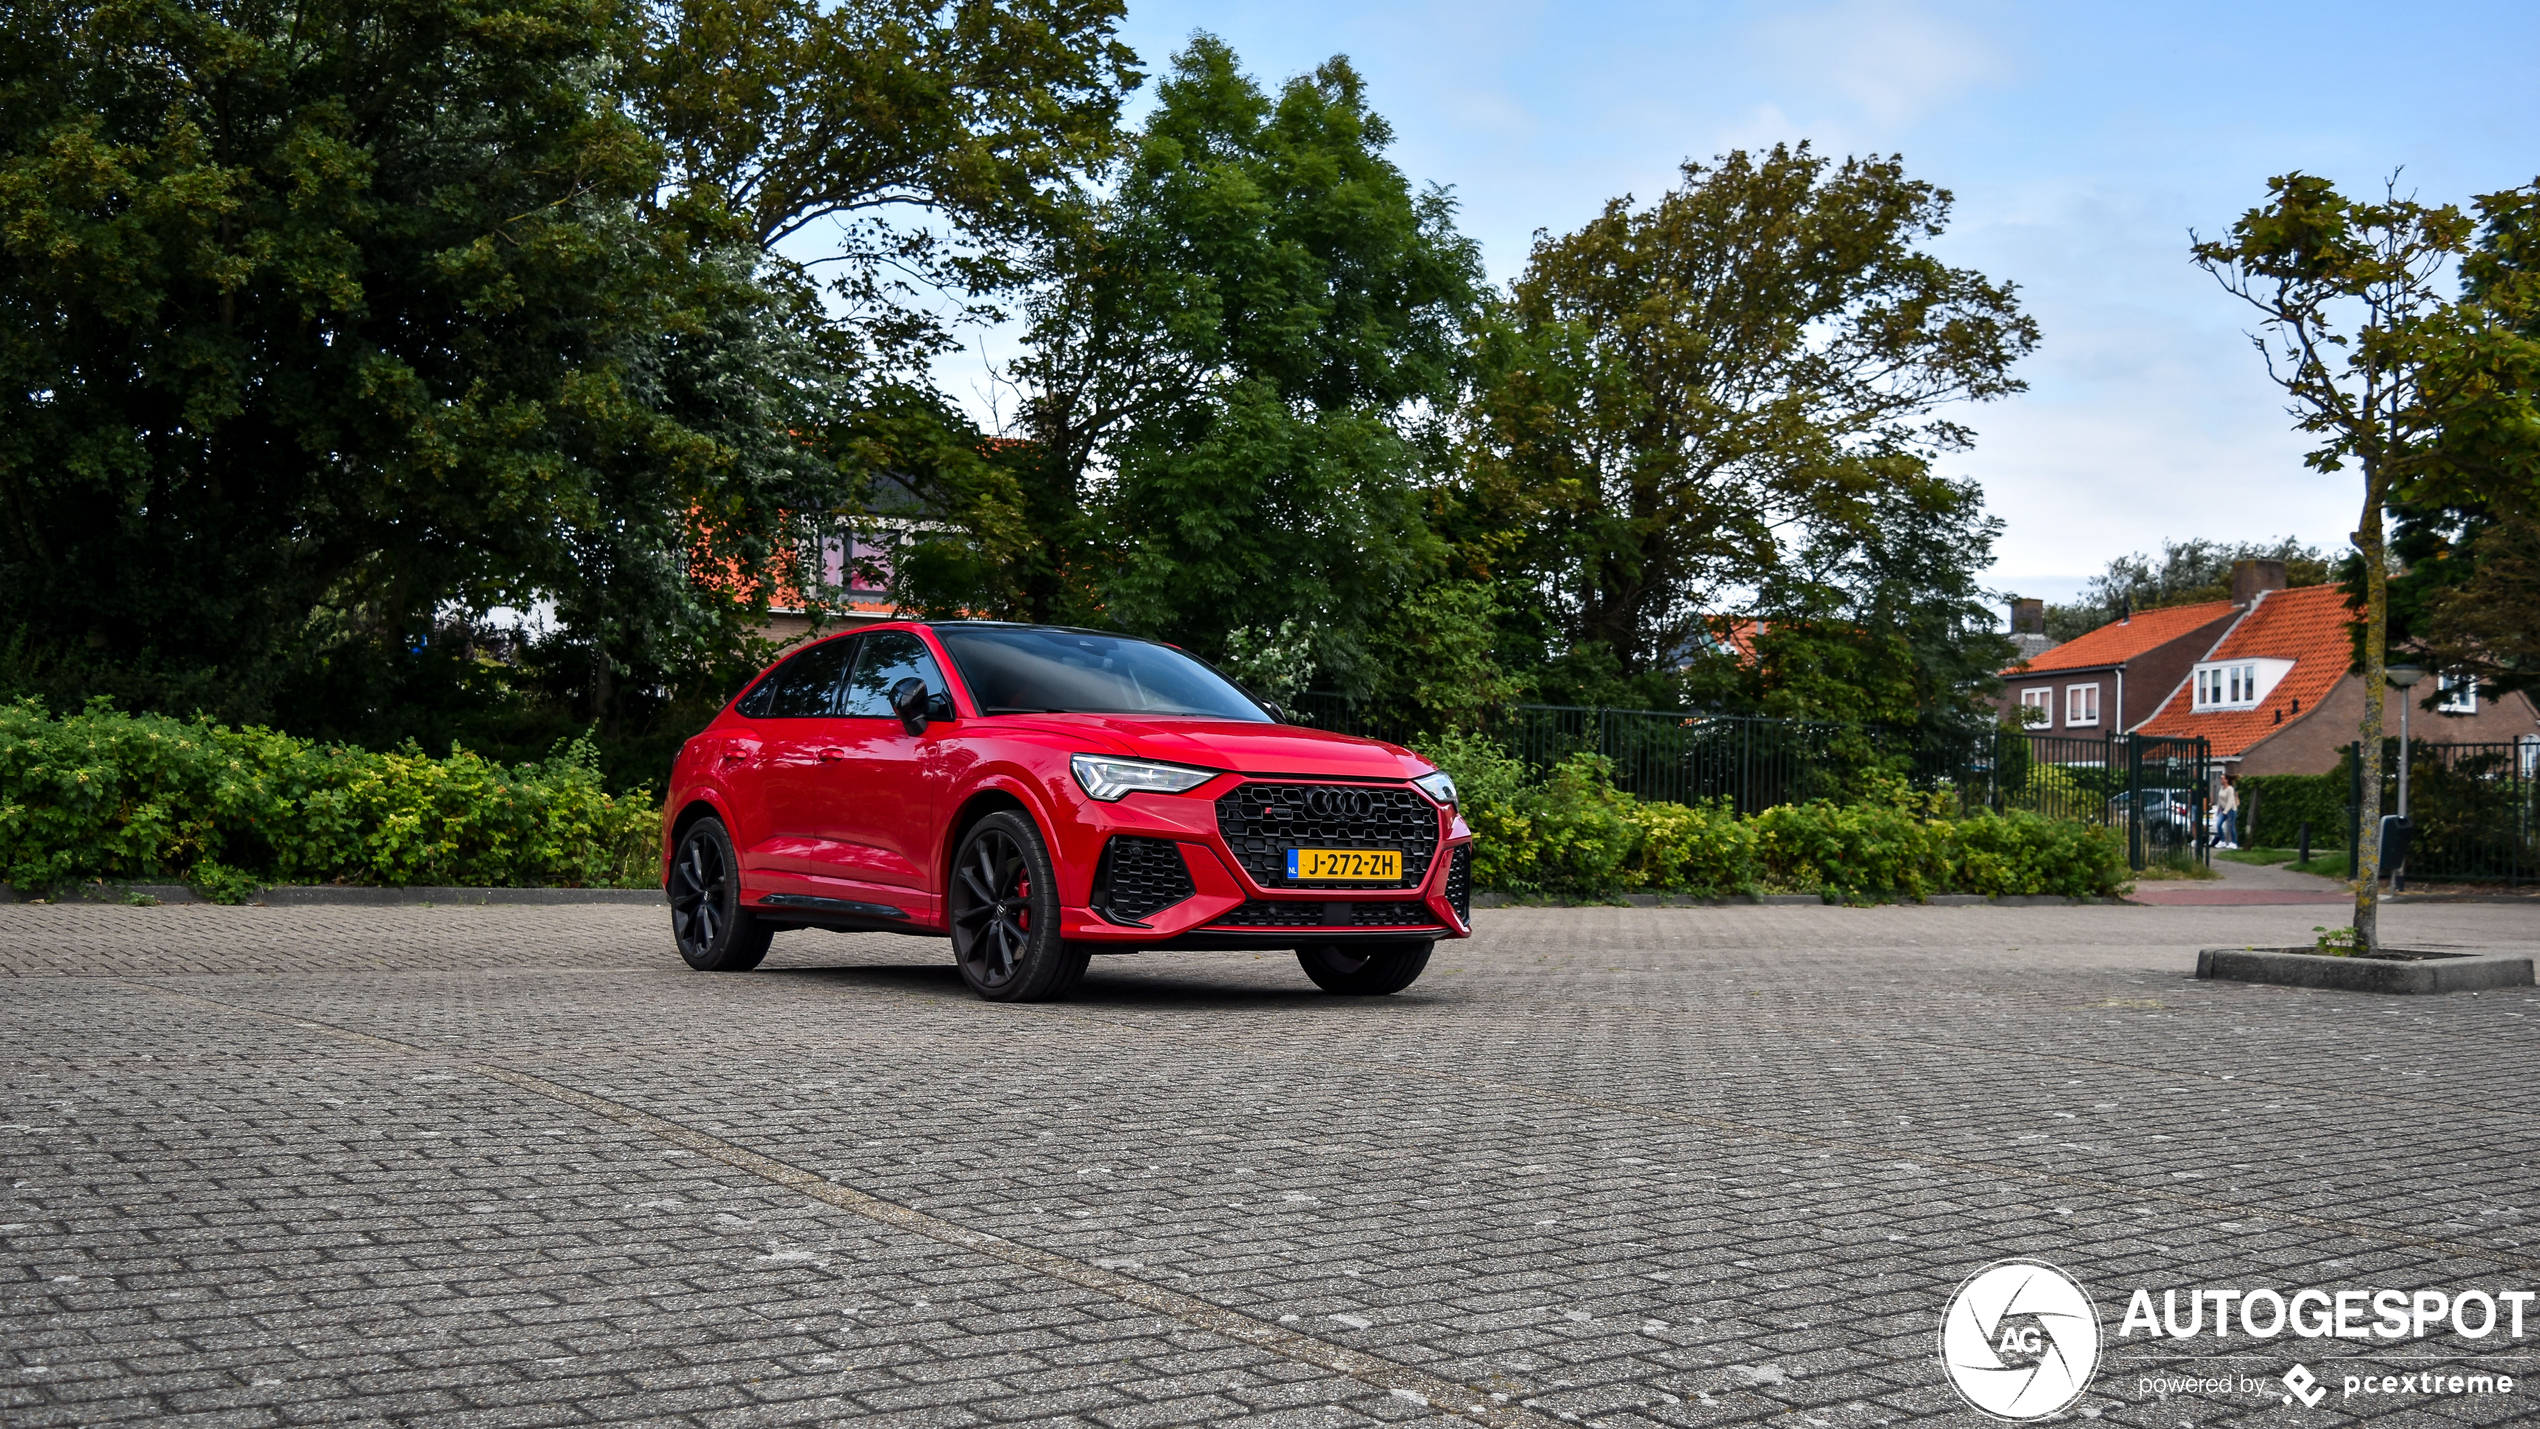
663;622;1474;1002
2105;789;2199;845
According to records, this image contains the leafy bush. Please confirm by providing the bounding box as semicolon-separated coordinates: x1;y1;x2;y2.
0;701;659;899
2243;772;2349;850
1419;732;2130;901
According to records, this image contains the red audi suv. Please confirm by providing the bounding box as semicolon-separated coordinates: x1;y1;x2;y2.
662;622;1474;1001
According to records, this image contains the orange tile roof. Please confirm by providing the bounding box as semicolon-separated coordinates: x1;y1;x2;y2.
2135;583;2361;758
2005;599;2237;674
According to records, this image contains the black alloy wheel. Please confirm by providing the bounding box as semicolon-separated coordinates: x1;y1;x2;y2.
668;817;772;971
949;811;1090;1002
1296;939;1432;995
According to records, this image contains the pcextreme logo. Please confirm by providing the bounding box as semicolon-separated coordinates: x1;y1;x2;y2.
1938;1258;2103;1421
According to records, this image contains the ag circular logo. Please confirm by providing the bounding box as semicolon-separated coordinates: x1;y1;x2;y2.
1306;788;1373;818
1938;1258;2102;1420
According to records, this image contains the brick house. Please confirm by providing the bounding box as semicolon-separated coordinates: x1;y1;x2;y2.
1995;599;2241;736
2133;580;2540;776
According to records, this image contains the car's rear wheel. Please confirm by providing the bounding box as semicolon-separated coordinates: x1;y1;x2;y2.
1296;940;1432;995
669;817;772;971
950;811;1090;1002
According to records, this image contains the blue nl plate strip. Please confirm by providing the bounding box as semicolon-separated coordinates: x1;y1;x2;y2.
1286;848;1300;879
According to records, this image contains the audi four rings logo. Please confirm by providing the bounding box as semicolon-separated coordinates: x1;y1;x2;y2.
1304;789;1374;817
1939;1258;2103;1420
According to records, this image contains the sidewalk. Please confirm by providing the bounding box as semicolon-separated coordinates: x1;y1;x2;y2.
2125;849;2351;905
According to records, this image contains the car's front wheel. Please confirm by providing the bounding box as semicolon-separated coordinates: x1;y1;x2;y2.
949;811;1090;1002
1296;940;1432;995
668;817;772;971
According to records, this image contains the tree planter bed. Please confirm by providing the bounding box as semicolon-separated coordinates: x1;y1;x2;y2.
2196;945;2535;995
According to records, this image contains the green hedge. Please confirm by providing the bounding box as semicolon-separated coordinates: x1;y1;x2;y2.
1423;732;2130;902
2243;772;2349;850
0;701;659;899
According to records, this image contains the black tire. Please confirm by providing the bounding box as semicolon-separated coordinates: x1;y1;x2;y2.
668;817;773;972
949;811;1092;1002
1296;940;1432;995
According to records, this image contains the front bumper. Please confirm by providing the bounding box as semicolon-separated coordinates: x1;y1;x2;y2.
1054;777;1473;945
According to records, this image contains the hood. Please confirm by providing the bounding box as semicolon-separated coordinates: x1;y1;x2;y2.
986;714;1429;780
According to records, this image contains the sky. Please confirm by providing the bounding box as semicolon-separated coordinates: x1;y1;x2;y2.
969;0;2540;614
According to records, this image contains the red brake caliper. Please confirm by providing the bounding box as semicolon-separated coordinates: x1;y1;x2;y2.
1015;875;1029;930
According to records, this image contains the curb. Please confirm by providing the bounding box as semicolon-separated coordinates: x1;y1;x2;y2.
13;883;664;907
2196;945;2536;996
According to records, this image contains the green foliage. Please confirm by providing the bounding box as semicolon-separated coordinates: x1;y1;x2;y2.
0;702;656;898
1417;733;2128;903
2043;537;2333;643
1462;142;2036;705
2242;772;2349;850
0;0;844;740
2192;171;2540;944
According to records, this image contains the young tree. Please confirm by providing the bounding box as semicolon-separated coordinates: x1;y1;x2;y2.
1466;143;2038;704
948;37;1484;692
2191;173;2536;951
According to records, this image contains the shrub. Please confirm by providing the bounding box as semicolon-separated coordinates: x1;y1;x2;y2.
1415;732;2132;902
2243;772;2348;850
1622;798;1757;896
1754;799;1947;901
0;700;659;898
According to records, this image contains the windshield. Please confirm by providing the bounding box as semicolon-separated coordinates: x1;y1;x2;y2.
933;626;1272;721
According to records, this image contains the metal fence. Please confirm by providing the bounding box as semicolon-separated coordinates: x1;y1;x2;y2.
1287;695;2211;873
2346;738;2539;886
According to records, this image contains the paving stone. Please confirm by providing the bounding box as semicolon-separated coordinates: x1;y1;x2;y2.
2;900;2536;1426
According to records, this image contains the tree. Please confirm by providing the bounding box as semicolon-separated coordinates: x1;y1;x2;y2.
2191;173;2538;952
634;0;1140;373
0;0;840;762
922;37;1484;693
2041;537;2331;643
2397;183;2540;696
1694;464;2016;733
1465;143;2038;705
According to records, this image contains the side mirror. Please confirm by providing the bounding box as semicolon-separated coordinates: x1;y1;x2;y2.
889;676;931;735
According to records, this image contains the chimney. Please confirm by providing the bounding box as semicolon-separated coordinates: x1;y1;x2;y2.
2009;597;2044;635
2232;558;2288;607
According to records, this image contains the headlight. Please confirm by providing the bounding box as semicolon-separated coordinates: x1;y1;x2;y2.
1070;754;1218;802
1412;769;1458;808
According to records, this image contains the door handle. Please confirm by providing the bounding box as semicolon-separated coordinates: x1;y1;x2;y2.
815;747;846;763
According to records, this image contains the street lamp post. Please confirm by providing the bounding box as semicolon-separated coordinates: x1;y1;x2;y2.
2386;664;2428;891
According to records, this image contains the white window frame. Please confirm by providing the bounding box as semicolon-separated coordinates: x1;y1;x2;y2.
2435;673;2478;715
2191;656;2295;711
2065;683;2100;727
2018;687;2052;725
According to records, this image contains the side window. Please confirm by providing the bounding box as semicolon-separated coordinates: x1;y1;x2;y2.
842;631;950;717
745;638;857;719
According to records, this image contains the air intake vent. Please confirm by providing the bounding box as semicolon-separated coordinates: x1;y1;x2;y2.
1445;845;1471;922
1092;836;1195;925
1207;899;1441;929
1213;783;1440;889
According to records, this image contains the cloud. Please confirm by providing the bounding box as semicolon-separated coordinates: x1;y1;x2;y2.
1745;0;2014;127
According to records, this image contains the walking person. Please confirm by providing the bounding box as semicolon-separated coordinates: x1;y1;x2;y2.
2215;773;2241;851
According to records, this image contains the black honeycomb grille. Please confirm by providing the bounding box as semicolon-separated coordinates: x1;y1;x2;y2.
1445;845;1471;921
1092;836;1195;925
1213;782;1440;889
1207;899;1442;929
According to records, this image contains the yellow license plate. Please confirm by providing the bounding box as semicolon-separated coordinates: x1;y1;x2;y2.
1286;848;1401;881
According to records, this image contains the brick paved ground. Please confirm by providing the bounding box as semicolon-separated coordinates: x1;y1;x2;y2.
3;899;2537;1428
